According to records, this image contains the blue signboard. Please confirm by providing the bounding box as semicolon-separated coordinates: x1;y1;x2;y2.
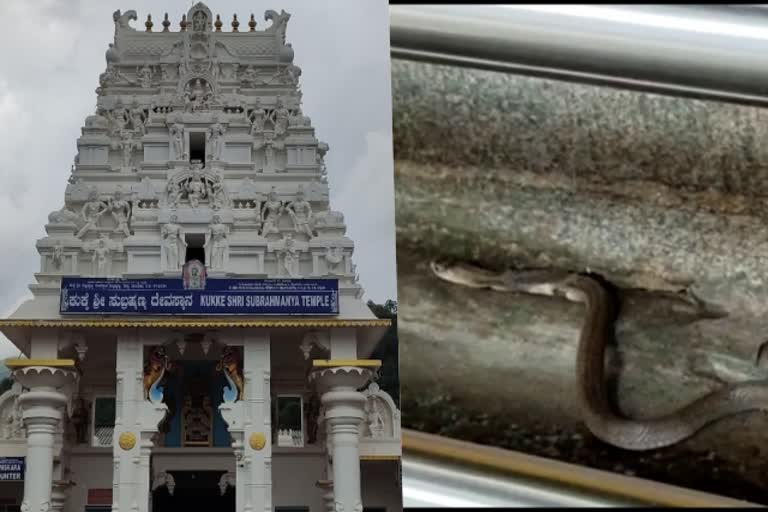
0;457;24;481
59;277;339;316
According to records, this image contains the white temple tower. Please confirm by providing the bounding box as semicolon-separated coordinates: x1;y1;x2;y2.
0;5;401;512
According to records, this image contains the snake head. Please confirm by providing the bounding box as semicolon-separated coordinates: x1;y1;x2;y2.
551;274;587;301
429;258;453;275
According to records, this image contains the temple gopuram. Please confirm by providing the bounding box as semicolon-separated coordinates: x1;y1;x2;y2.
0;4;401;512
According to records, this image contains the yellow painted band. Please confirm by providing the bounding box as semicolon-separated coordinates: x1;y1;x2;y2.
360;455;401;461
4;359;76;368
312;359;382;368
401;429;759;508
0;318;390;329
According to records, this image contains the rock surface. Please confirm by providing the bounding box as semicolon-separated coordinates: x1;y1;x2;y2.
392;59;768;503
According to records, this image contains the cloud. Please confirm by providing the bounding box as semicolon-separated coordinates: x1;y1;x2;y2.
332;130;398;303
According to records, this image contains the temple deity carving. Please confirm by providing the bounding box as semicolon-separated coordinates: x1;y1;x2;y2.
118;129;139;171
186;165;208;208
205;214;229;271
169;119;187;160
85;233;123;277
277;232;301;277
261;187;283;236
161;214;187;270
286;186;313;239
217;346;244;402
183;79;213;113
240;65;259;88
137;64;153;89
248;99;266;134
77;189;108;238
210;173;229;210
324;243;345;275
106;189;132;237
272;96;290;136
208;120;226;161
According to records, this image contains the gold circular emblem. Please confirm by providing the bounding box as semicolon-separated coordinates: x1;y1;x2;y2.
249;432;266;451
118;432;136;451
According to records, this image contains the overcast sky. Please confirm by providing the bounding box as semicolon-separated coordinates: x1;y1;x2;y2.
0;0;396;357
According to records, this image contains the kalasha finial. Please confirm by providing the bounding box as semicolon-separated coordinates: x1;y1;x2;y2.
180;14;187;31
248;14;257;31
145;14;153;32
232;14;240;32
162;13;170;32
214;14;223;32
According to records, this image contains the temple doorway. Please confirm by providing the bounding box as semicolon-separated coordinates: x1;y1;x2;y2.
152;471;233;512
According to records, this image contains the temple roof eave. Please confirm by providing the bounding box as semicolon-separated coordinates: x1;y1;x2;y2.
0;318;390;329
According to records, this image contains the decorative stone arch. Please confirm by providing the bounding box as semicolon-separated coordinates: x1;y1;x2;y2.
187;3;213;33
360;382;401;440
177;75;220;100
168;166;222;194
0;382;24;440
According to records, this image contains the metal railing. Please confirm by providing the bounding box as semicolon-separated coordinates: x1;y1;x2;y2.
401;430;761;508
390;4;768;107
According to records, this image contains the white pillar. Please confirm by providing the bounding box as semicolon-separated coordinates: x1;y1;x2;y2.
219;332;271;512
113;336;167;512
11;365;78;512
311;365;375;512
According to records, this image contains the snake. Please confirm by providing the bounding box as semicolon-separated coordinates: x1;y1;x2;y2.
430;259;768;451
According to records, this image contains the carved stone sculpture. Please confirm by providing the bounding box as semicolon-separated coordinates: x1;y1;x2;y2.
51;241;65;270
205;214;229;271
77;189;108;238
169;120;186;160
210;174;229;210
130;98;146;135
240;65;258;88
261;188;283;236
192;9;208;32
324;243;345;275
165;176;182;209
288;107;311;128
278;232;301;278
366;399;386;439
106;189;132;237
1;392;23;440
248;99;266;134
85;234;123;277
48;206;79;226
216;346;244;402
161;214;187;270
208;120;226;161
183;79;213;113
186;166;207;208
264;9;291;44
317;141;329;182
273;96;289;136
286;187;313;238
70;398;90;444
137;64;153;89
119;129;138;170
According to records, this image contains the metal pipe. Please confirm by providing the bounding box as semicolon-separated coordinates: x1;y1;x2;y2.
401;429;762;508
390;4;768;107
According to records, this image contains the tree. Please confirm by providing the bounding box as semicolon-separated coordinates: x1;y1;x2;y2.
0;377;12;395
367;299;400;407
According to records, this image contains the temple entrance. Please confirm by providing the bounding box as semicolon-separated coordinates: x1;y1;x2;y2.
152;471;233;512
